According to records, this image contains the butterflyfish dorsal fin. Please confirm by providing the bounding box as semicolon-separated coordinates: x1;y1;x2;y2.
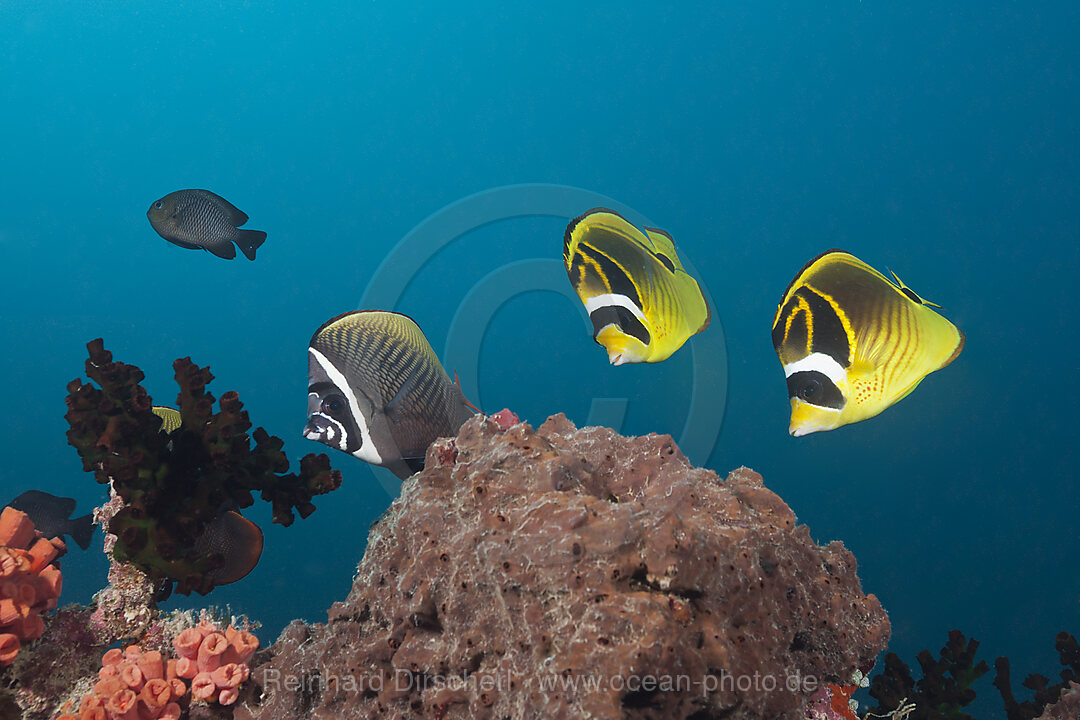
642;227;686;273
888;269;942;308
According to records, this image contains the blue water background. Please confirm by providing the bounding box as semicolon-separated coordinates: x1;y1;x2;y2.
1;3;1076;717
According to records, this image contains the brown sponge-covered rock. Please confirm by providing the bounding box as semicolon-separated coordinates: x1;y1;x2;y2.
237;414;889;720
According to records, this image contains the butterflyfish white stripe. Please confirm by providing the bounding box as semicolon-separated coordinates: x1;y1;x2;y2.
308;347;384;465
585;293;648;324
782;352;847;385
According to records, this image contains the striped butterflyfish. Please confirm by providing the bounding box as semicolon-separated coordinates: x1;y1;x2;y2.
152;406;182;433
563;208;710;365
304;310;475;479
772;250;964;436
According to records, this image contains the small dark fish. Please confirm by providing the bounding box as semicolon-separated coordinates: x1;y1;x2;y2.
6;490;94;550
147;189;267;260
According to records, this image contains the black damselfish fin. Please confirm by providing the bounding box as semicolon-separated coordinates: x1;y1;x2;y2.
68;512;95;550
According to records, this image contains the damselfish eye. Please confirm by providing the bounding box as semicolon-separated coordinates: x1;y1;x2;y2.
321;394;346;414
154;201;164;210
799;378;821;400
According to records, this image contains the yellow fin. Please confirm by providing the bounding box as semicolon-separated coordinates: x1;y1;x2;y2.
642;227;686;272
152;406;182;433
849;359;876;378
888;269;942;308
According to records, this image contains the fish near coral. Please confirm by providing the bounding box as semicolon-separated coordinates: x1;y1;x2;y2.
564;208;710;365
151;405;182;434
305;310;475;479
772;250;964;436
193;510;263;587
147;189;267;260
64;339;341;595
6;490;94;550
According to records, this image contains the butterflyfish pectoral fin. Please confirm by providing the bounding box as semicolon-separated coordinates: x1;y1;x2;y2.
849;359;876;378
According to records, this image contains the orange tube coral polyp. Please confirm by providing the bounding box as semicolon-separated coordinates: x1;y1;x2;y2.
191;671;218;700
175;656;198;679
211;662;244;689
0;633;19;665
223;629;259;665
11;578;37;606
138;649;165;680
140;678;172;711
93;675;126;698
197;632;228;671
27;537;58;573
101;647;125;666
103;687;138;718
172;627;202;659
37;565;62;598
168;677;186;698
0;507;35;549
0;599;19;626
119;663;144;690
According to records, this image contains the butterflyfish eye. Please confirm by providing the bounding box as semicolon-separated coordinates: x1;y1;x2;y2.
322;394;346;414
800;378;820;399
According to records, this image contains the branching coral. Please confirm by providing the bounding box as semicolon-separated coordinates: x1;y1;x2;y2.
867;630;1080;720
0;506;64;667
64;338;342;595
867;630;987;720
993;632;1079;720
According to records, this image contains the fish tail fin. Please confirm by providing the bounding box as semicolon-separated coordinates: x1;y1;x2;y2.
237;229;267;260
70;513;95;550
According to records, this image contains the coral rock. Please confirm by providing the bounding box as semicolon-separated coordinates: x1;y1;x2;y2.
237;414;890;720
0;506;65;667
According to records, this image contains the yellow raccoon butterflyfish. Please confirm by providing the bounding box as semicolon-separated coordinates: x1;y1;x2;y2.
772;250;964;436
563;208;710;365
